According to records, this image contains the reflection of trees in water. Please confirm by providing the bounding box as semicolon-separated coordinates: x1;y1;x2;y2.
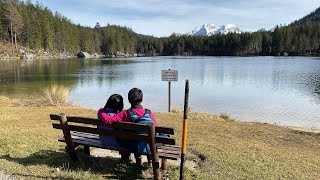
270;61;320;102
77;59;136;87
306;73;320;102
0;59;137;96
0;59;81;96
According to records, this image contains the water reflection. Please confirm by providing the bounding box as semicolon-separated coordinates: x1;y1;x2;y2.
0;56;320;127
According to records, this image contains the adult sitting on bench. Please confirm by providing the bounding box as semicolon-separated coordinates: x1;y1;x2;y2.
98;88;157;165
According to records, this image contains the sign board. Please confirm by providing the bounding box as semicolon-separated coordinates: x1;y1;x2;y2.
162;70;178;81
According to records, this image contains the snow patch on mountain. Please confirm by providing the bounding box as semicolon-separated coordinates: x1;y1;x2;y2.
188;24;243;36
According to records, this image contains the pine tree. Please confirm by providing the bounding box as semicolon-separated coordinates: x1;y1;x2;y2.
4;0;23;56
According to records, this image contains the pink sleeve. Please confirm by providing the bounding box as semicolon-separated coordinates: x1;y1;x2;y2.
150;111;158;126
98;110;126;124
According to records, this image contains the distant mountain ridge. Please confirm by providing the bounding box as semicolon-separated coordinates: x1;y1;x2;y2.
187;23;242;36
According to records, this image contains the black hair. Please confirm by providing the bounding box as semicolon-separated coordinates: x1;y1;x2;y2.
128;88;143;105
104;94;124;112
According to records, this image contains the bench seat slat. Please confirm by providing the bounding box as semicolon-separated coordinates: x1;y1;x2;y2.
155;127;174;135
71;132;99;140
158;149;180;155
158;152;180;160
155;136;175;145
157;145;181;151
58;138;130;153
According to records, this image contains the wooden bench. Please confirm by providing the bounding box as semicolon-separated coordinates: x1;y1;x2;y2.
50;113;181;180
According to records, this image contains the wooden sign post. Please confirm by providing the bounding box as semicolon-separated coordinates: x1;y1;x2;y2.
180;80;189;180
161;69;178;112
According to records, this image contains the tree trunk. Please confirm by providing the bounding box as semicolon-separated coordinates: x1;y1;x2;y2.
14;33;17;50
10;22;14;57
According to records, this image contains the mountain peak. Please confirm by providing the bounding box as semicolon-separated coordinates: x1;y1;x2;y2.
188;23;242;36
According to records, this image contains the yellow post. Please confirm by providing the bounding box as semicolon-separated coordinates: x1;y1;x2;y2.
180;80;189;180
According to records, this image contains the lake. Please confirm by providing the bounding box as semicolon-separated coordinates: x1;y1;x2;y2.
0;56;319;128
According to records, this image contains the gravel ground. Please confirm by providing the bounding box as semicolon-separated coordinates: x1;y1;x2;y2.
0;171;15;180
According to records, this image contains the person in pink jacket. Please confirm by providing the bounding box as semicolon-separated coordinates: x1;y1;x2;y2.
97;88;157;164
98;88;157;126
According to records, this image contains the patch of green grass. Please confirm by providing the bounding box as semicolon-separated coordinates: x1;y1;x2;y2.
0;97;319;179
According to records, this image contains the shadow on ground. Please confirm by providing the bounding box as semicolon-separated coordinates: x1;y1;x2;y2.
0;148;147;179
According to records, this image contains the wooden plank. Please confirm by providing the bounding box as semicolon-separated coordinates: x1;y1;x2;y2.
55;124;176;145
58;138;130;152
158;151;181;156
157;145;181;151
155;136;176;145
158;152;180;160
51;114;150;131
158;144;180;148
67;116;151;131
71;136;105;144
68;125;151;141
71;132;99;140
55;124;176;146
155;127;174;135
50;114;61;121
51;114;176;135
52;123;61;129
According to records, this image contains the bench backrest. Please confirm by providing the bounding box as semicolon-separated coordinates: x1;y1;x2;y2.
50;114;176;145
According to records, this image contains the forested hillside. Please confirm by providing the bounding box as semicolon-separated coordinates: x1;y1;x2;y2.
1;0;320;57
0;0;138;56
291;7;320;26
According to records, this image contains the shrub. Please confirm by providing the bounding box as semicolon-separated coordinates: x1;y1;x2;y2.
219;113;233;121
43;84;71;106
171;107;182;113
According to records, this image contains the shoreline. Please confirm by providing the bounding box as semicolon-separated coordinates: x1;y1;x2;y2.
3;95;320;134
77;105;320;133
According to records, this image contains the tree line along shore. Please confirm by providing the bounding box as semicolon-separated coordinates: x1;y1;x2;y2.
1;1;320;60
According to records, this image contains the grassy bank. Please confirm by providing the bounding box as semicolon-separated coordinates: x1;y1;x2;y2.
0;96;319;179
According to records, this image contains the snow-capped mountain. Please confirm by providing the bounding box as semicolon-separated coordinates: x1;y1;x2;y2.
188;24;242;36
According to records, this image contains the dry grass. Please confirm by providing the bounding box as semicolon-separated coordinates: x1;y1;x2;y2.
171;106;182;113
170;106;192;114
42;84;71;106
0;97;319;179
0;96;14;107
156;112;320;179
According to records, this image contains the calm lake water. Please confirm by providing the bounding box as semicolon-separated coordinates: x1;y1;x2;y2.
0;56;320;128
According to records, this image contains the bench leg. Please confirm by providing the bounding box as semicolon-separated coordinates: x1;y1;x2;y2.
134;154;142;166
120;152;131;163
84;145;90;155
59;114;79;161
147;155;152;166
161;158;168;171
65;145;79;161
147;123;160;180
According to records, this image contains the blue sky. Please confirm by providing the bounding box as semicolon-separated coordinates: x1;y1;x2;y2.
30;0;320;37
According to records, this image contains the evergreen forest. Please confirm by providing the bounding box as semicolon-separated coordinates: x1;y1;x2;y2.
1;0;320;57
